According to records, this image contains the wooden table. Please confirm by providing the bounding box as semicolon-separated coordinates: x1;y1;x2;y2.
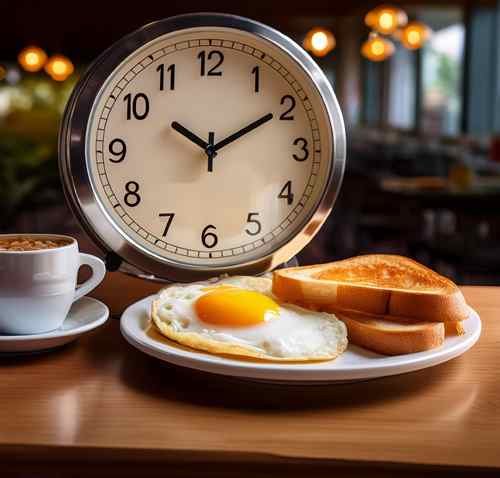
0;273;499;477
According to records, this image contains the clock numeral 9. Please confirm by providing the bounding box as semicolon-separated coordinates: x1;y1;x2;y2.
159;213;175;237
124;181;141;207
198;50;224;76
124;93;149;120
251;66;259;93
279;95;296;120
201;224;218;248
108;138;126;163
292;138;309;161
278;181;294;205
245;212;262;236
157;64;175;91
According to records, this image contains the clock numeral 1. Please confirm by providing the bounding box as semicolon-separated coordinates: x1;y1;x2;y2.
124;93;149;120
279;95;296;120
292;137;309;161
198;50;224;76
157;63;175;91
124;181;141;207
278;181;294;205
159;213;175;237
108;138;126;163
201;224;218;248
245;212;262;236
251;66;260;93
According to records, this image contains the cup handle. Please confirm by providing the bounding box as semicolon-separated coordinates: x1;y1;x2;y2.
74;253;106;302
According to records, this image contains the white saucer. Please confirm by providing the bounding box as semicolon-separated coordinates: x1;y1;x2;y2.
0;297;109;354
120;295;481;384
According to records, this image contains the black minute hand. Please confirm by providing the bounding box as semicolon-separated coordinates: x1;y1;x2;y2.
171;121;208;150
213;113;273;152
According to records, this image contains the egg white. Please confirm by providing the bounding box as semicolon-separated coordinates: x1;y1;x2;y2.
151;276;348;362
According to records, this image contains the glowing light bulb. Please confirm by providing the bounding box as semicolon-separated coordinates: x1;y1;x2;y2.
361;33;395;62
401;22;431;50
365;5;408;35
303;28;336;57
45;55;74;81
18;46;48;72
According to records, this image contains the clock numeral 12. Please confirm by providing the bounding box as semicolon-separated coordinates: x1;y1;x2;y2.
124;93;149;120
198;50;224;76
159;213;175;237
157;64;175;91
278;181;294;205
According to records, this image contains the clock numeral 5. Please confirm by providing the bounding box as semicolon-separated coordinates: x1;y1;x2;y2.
279;95;296;120
198;50;224;76
201;224;218;248
157;64;175;91
278;181;294;205
108;138;126;163
124;93;149;120
245;212;262;236
159;213;175;237
292;137;309;161
124;181;141;207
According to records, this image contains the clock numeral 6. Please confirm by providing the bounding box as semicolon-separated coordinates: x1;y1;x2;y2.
157;64;175;91
108;138;126;163
159;213;175;237
198;50;224;76
292;137;309;161
245;212;262;236
279;95;296;120
124;181;141;207
278;181;294;205
124;93;149;120
201;224;218;248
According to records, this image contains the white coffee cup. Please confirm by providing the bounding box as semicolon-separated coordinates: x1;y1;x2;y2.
0;234;106;335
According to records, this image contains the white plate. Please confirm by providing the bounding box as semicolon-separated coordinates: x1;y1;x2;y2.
0;297;109;354
120;295;481;383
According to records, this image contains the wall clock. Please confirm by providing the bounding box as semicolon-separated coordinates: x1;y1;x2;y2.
59;13;346;282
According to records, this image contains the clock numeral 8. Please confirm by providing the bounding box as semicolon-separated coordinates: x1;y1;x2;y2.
292;137;309;161
124;181;141;207
124;93;149;120
201;224;218;248
108;138;126;163
198;50;224;76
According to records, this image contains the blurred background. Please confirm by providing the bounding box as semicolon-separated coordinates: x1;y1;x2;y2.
1;0;499;284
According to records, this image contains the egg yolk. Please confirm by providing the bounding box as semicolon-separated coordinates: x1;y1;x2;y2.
195;287;279;327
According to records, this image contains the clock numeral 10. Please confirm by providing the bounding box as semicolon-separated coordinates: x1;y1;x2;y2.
251;66;259;93
279;95;296;120
157;64;175;91
124;181;141;207
108;138;126;163
201;224;218;248
278;181;294;205
245;212;262;236
198;50;224;76
159;213;175;237
124;93;149;120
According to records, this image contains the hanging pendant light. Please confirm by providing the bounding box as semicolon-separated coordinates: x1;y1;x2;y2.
18;46;48;72
361;32;395;62
400;21;431;50
365;5;408;35
303;27;336;57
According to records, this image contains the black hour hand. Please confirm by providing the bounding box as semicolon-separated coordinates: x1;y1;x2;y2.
171;121;208;150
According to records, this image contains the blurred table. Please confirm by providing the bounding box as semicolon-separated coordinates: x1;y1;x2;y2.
0;273;499;477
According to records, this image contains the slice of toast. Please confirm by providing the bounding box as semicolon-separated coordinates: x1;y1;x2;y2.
272;255;469;322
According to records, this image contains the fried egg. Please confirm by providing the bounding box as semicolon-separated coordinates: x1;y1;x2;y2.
151;276;347;362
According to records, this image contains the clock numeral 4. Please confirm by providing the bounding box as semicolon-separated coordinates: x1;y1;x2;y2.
108;138;126;163
124;93;149;120
279;95;296;121
159;213;175;237
201;224;218;248
292;137;309;161
251;66;260;93
157;64;175;91
198;50;224;76
124;181;141;207
278;181;294;205
245;212;262;236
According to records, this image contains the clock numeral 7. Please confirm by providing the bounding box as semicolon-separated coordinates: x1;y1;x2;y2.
198;50;224;76
157;64;175;91
278;181;294;205
245;212;262;236
159;213;175;237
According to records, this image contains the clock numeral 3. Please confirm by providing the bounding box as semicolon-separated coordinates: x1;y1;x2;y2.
251;66;260;93
201;224;218;248
292;137;309;161
124;181;141;207
279;95;296;120
245;212;262;236
157;64;175;91
278;181;294;205
198;50;224;76
108;138;126;163
124;93;149;120
159;213;175;237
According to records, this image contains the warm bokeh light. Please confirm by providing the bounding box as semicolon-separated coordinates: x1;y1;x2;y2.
17;46;48;72
365;5;408;35
0;65;6;81
361;33;395;62
44;55;74;81
400;21;431;50
303;27;336;57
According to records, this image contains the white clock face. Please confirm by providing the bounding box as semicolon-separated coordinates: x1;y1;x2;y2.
87;27;333;268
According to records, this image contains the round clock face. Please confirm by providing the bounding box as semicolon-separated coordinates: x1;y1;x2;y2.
84;24;337;271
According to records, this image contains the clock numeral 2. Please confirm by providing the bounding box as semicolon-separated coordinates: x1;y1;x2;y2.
292;138;309;161
245;212;262;236
124;181;141;207
280;95;296;120
201;224;218;248
159;213;175;237
157;64;175;91
124;93;149;120
108;138;126;163
198;50;224;76
251;66;260;93
278;181;294;205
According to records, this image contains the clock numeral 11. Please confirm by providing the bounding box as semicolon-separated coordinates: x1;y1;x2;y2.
157;64;175;91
